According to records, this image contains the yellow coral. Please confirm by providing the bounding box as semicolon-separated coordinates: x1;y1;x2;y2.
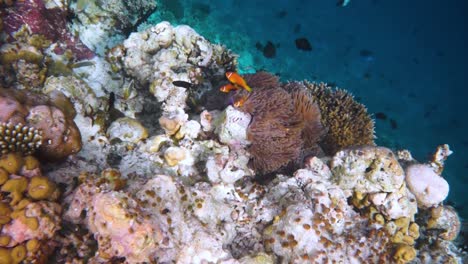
26;239;40;252
0;168;7;185
1;177;28;205
0;248;12;264
28;176;56;200
0;235;11;247
393;244;416;263
11;244;27;263
0;153;24;174
0;202;12;225
23;156;40;170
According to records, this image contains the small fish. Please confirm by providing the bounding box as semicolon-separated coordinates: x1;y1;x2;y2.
172;80;193;89
226;72;252;92
219;83;238;93
71;61;95;68
337;0;351;7
233;95;248;107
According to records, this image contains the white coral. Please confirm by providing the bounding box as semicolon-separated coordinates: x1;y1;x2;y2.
405;164;449;208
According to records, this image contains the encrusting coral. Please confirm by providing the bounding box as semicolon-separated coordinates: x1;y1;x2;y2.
304;81;375;155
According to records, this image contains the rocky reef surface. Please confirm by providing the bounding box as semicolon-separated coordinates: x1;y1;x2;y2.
0;1;466;263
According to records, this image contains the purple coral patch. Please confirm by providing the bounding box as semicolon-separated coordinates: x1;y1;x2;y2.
1;0;94;60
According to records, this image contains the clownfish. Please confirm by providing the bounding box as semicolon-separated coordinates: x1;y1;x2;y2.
225;72;252;92
219;83;238;93
233;95;248;107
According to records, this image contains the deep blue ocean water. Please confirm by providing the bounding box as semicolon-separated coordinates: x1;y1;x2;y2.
148;0;468;218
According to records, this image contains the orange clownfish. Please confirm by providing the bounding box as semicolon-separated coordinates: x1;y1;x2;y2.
233;95;248;107
219;83;238;93
226;72;252;92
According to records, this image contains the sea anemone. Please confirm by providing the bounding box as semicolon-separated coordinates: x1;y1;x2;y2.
304;82;375;154
237;73;324;175
241;87;304;175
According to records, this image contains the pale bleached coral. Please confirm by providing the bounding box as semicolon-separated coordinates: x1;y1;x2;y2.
261;160;394;263
405;164;449;208
107;117;148;143
109;21;234;114
70;0;157;55
216;106;252;147
332;146;405;194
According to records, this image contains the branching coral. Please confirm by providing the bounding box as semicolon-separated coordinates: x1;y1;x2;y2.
304;82;375;155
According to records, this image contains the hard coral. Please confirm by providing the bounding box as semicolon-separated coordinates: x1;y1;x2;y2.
26;105;81;161
0;122;43;156
304;82;375;155
237;72;324;175
0;154;61;263
0;88;81;161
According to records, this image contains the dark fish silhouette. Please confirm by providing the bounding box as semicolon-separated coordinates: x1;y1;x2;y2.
295;38;312;51
172;81;193;88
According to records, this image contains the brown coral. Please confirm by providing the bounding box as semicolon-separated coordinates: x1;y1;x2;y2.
236;72;324;175
0;88;81;161
26;105;81;161
0;122;43;156
304;82;375;154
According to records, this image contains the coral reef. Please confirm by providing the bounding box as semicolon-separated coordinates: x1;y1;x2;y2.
304;82;375;155
69;0;157;55
107;21;236;114
58;134;468;264
0;0;94;61
0;3;465;263
0;154;61;263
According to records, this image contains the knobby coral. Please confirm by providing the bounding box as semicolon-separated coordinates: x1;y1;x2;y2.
304;82;375;155
0;122;43;156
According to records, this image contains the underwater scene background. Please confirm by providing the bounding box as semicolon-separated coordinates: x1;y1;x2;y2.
149;0;468;218
1;0;467;262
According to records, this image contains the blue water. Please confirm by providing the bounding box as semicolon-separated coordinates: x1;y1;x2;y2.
148;0;468;217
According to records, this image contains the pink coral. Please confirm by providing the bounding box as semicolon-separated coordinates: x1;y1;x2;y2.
87;191;163;262
1;201;61;246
